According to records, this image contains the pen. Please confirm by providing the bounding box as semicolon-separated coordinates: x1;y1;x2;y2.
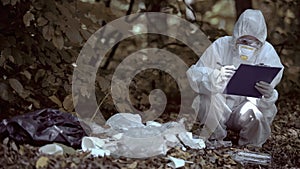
217;62;225;67
217;62;237;71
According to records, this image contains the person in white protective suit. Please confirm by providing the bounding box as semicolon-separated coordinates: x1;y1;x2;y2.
186;9;284;147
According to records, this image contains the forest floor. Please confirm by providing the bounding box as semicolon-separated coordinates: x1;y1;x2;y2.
0;92;299;169
0;1;299;168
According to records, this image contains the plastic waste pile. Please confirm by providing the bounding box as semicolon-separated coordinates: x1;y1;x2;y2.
0;109;272;168
79;113;206;158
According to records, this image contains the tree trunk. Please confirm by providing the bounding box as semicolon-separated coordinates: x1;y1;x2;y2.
235;0;252;19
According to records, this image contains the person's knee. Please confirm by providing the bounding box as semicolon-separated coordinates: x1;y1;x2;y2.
239;102;265;123
195;95;211;123
238;109;271;146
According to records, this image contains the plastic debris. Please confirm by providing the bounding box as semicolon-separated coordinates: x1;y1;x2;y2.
81;137;106;150
229;150;272;166
146;121;162;127
105;113;145;131
5;111;207;158
0;109;209;160
0;109;87;148
160;121;186;136
178;132;206;149
164;133;182;148
82;120;106;135
82;113;206;158
167;156;194;168
167;156;186;168
39;143;63;155
112;133;123;140
205;140;232;149
81;136;110;157
118;126;167;158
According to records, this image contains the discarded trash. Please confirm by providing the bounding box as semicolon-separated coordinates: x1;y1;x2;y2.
146;121;162;127
0;109;87;148
82;113;206;158
178;132;206;149
3;111;206;158
55;143;77;155
160;121;186;136
82;137;106;150
167;156;186;168
206;140;232;149
39;143;63;155
164;133;182;148
81;136;110;157
228;150;272;166
117;126;167;158
105;113;145;131
39;143;76;155
82;120;106;134
167;156;193;168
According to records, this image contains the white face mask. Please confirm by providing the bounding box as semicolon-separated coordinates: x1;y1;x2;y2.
238;45;256;60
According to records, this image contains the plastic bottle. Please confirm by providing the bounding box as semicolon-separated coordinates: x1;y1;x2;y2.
229;150;271;166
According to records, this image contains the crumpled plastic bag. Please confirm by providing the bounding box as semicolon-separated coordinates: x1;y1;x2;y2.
105;113;145;131
117;126;167;158
0;108;88;148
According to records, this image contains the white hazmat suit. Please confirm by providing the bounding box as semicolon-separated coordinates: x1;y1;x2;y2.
186;9;284;147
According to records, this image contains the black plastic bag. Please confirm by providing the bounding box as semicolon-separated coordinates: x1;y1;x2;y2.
0;109;88;148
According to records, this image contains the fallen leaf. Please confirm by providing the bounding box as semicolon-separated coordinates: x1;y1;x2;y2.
0;82;13;101
21;70;32;80
36;156;49;168
65;26;83;44
27;97;41;108
56;3;72;17
1;0;10;6
63;94;74;112
52;35;64;50
70;163;77;168
8;55;14;63
287;129;298;138
8;78;24;96
49;95;62;107
56;143;76;155
23;11;35;27
43;11;57;22
11;141;18;152
42;25;54;41
286;9;295;18
37;16;48;26
2;137;9;145
10;0;17;6
19;145;25;155
127;161;138;169
35;69;46;82
80;29;92;40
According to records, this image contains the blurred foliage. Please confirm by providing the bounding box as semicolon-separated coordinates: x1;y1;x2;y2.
254;0;300;94
0;0;299;119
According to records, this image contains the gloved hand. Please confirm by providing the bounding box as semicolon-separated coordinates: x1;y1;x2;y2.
255;81;274;98
220;65;236;81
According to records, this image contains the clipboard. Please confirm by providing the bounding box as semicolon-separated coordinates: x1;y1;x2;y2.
223;64;282;98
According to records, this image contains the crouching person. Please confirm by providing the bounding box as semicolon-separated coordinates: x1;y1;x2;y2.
186;9;284;147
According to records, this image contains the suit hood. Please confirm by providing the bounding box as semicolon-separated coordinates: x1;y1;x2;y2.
233;9;267;44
